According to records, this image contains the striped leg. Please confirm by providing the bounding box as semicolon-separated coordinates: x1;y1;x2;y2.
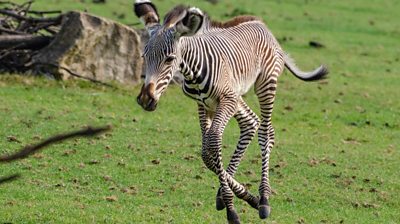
202;96;239;223
216;98;260;211
198;104;214;141
200;96;257;224
199;102;260;208
255;74;278;219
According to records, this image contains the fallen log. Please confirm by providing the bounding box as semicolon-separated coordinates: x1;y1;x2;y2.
0;34;52;50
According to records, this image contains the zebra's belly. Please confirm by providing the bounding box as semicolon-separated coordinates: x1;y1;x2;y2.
238;79;256;96
235;70;260;96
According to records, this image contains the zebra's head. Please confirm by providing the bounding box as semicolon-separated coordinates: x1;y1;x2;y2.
134;0;205;111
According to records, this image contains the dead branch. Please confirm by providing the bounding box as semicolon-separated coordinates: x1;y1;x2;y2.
29;21;60;33
28;10;62;16
58;66;117;89
0;9;62;24
43;26;57;35
0;1;20;7
32;62;118;89
0;26;26;34
0;1;62;74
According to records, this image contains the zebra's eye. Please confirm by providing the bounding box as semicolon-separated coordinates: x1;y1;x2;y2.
165;55;176;64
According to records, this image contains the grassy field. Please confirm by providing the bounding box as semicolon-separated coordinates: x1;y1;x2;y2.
1;0;399;223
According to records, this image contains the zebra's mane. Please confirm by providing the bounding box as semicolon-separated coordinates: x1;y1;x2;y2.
210;15;260;29
163;5;261;31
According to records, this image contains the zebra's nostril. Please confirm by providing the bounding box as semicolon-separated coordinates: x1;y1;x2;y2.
137;95;142;106
143;97;157;111
147;98;153;108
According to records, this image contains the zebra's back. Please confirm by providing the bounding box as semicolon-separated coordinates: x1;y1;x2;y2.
180;20;284;106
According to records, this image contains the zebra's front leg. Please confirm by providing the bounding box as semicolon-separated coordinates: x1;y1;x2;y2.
198;105;230;211
202;96;241;224
216;98;260;211
198;106;227;211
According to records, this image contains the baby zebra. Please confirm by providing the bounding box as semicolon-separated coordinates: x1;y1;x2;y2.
134;1;328;223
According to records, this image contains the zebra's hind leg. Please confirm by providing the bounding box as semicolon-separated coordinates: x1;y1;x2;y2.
216;98;260;211
255;75;279;219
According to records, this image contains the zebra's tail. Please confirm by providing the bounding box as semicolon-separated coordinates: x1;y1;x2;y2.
284;53;328;81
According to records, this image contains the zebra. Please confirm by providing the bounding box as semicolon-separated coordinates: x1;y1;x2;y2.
134;0;328;223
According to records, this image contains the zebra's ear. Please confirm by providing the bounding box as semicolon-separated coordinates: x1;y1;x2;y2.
164;6;205;37
134;0;160;30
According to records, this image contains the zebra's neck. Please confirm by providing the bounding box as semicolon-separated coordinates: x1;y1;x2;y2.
178;38;206;85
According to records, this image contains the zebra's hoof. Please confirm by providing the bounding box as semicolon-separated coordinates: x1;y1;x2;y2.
258;196;271;219
216;188;226;211
246;196;259;210
227;209;240;224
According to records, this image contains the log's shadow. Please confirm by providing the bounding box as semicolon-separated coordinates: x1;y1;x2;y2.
0;126;112;185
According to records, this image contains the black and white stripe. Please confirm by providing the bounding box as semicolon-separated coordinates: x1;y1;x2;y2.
134;1;328;223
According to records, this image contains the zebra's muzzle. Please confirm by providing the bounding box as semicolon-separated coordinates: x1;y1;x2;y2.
137;83;158;111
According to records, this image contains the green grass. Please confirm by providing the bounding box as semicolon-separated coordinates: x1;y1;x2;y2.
1;0;400;223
